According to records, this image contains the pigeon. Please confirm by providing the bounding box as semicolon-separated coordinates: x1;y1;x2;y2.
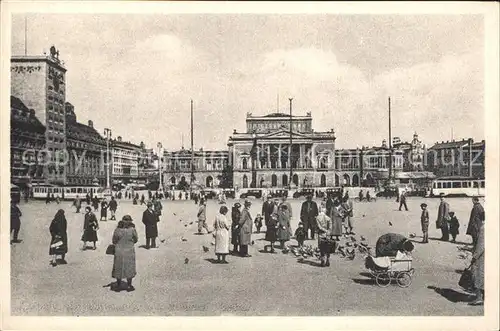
202;246;209;253
302;254;308;258
160;239;166;243
389;221;393;226
360;242;368;247
184;258;189;264
179;219;183;222
458;253;467;259
351;237;356;242
189;222;193;225
362;214;366;217
251;240;255;246
173;213;177;216
282;247;290;254
409;233;416;238
184;224;188;227
181;237;187;242
346;242;352;247
360;235;366;241
210;241;215;245
337;246;346;257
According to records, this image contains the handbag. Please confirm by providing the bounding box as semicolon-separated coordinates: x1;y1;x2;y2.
105;244;115;255
458;266;474;292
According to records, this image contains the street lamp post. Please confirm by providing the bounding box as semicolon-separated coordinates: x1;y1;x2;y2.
157;142;163;192
103;128;112;190
288;98;293;189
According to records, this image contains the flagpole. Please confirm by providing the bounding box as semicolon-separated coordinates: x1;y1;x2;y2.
190;99;194;191
24;16;27;55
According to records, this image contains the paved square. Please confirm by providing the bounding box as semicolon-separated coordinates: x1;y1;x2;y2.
10;195;483;316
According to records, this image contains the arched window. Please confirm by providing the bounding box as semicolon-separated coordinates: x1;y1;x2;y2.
206;176;213;188
352;174;360;187
292;174;299;186
242;158;248;170
282;174;288;187
320;174;326;187
271;174;277;187
242;175;248;188
343;174;351;186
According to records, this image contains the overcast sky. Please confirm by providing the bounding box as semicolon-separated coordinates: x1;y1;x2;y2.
11;14;484;150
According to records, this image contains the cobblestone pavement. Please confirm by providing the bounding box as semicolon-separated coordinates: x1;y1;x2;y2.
10;195;483;316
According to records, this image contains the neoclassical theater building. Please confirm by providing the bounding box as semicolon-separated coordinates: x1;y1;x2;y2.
228;112;337;189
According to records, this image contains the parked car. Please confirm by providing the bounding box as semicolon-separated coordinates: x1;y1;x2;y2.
268;189;289;199
240;189;263;199
292;188;315;199
325;187;343;200
222;189;235;199
376;187;398;199
203;190;218;199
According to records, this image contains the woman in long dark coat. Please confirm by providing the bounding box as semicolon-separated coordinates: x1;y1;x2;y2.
329;199;344;240
276;204;291;248
238;200;253;257
100;199;108;221
49;209;68;266
264;211;278;253
231;202;241;254
111;215;138;292
81;206;99;250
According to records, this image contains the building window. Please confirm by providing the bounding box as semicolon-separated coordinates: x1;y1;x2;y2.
242;158;248;170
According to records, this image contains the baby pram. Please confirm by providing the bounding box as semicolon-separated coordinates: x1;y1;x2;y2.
364;251;415;288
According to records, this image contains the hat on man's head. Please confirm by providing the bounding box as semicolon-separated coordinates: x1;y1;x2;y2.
234;202;241;208
146;201;153;207
244;199;252;206
122;215;133;222
420;203;427;208
449;211;455;216
439;193;445;197
472;196;480;202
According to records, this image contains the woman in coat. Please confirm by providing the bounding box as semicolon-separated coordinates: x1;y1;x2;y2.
100;199;109;221
238;200;253;257
329;199;344;240
467;219;485;306
277;204;291;249
111;215;138;292
49;209;68;266
316;205;333;267
231;202;241;254
81;206;99;250
264;210;278;253
213;205;230;263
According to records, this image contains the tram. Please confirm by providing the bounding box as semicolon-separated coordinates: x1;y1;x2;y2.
430;177;485;197
32;184;106;201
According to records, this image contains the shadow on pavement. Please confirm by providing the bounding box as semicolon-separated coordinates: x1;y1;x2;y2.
428;237;470;245
204;258;220;264
296;258;322;267
258;249;278;254
427;286;475;303
352;278;376;285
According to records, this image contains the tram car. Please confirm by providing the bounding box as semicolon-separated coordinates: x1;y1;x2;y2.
32;184;106;201
430;177;485;197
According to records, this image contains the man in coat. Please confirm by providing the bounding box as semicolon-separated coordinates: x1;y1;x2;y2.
109;196;118;221
300;195;319;240
398;190;408;211
261;196;274;229
153;197;163;221
466;197;485;246
142;201;158;249
73;195;82;213
281;196;293;220
10;200;22;243
436;193;451;241
238;199;253;257
197;199;211;234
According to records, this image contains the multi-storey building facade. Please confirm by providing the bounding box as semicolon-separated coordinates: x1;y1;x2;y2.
65;102;107;186
426;139;485;179
228;112;336;189
162;148;229;190
11;46;67;184
111;137;140;183
10;96;46;190
393;133;426;171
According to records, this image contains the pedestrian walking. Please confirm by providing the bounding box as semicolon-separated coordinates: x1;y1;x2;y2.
213;205;230;264
366;191;372;202
436;193;450;241
398;190;408;211
153;197;163;221
85;193;91;205
231;202;242;254
277;204;291;249
81;206;99;250
100;199;109;221
10;200;22;244
49;209;68;266
140;194;145;205
341;195;354;235
316;204;333;267
420;203;429;243
264;210;278;253
111;215;138;292
358;190;364;202
466;197;485;246
448;211;460;243
194;193;199;205
238;199;253;257
261;195;274;231
329;199;344;240
300;194;319;240
109;196;118;221
45;192;51;204
465;217;485;306
254;214;263;233
197;199;211;234
142;202;159;249
73;195;82;213
92;196;99;211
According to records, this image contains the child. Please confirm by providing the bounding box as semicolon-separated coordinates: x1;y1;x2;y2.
448;211;460;243
254;214;263;233
420;203;429;243
294;222;306;248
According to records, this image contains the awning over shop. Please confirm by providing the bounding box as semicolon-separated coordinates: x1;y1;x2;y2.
395;172;436;180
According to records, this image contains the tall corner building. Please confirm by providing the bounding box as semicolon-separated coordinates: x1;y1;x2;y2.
11;46;67;185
